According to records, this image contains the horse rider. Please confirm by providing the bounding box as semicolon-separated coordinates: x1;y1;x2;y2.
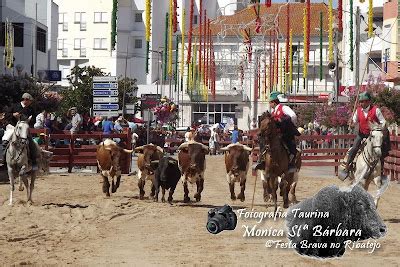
343;91;388;177
254;91;300;172
1;93;38;170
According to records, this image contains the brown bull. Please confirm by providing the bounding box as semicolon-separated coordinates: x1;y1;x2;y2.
96;139;133;197
177;141;209;203
135;143;164;200
220;143;252;202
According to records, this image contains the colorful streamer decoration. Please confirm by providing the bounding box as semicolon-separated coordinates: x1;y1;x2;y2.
253;1;262;33
306;0;310;63
338;0;343;32
168;0;173;77
320;11;324;81
241;28;252;63
173;0;178;33
199;0;203;75
288;29;293;92
180;9;186;79
368;0;373;37
328;0;333;62
145;0;151;74
350;0;354;71
285;3;290;74
303;7;308;78
187;0;194;64
111;0;118;51
163;13;169;81
4;19;14;68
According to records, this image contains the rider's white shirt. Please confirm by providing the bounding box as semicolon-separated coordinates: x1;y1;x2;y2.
271;104;298;124
352;105;386;127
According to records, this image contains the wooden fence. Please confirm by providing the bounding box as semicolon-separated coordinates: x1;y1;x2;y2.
29;128;132;174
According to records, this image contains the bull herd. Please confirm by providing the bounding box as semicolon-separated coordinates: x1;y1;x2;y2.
97;139;299;208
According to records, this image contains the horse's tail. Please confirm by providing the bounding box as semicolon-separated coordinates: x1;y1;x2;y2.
375;175;390;199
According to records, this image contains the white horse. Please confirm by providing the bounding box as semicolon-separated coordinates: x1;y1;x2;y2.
5;119;36;205
338;122;390;207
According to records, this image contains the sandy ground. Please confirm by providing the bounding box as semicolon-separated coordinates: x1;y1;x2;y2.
0;155;399;266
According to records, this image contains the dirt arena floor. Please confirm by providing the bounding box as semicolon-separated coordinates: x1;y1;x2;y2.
0;155;399;266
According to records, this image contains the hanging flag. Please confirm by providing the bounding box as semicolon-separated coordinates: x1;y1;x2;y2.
168;0;173;77
285;3;290;74
4;19;14;69
163;13;169;81
145;0;151;74
320;12;324;80
180;9;186;80
306;0;310;63
173;0;178;33
265;0;272;8
111;0;118;50
338;0;343;32
368;0;373;37
303;7;308;78
289;29;293;92
328;0;333;62
253;1;262;33
349;0;354;72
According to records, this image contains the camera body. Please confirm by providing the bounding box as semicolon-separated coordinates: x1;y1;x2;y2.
206;204;237;234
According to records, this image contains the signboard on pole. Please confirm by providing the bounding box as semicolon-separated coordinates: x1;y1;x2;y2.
92;76;119;117
141;94;161;110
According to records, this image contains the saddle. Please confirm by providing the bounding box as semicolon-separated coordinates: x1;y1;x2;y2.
341;138;368;171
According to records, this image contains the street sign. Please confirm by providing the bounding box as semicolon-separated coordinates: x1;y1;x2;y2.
93;76;117;82
93;97;119;103
93;90;118;96
93;83;118;89
93;104;119;110
93;111;119;117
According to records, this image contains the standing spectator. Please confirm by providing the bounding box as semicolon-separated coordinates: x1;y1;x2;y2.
102;116;114;134
184;127;192;142
209;128;219;155
231;125;239;144
114;116;124;133
68;107;82;134
34;110;47;129
251;118;257;129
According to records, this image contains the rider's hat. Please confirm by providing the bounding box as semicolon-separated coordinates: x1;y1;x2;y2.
359;92;372;101
21;93;34;101
269;91;281;101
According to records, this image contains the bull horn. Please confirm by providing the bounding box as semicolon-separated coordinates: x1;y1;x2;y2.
156;146;164;153
178;142;189;150
135;146;144;151
201;144;209;151
123;149;133;153
242;145;253;152
151;160;160;164
220;147;229;151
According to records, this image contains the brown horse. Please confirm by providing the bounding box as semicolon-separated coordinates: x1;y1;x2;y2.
258;111;301;211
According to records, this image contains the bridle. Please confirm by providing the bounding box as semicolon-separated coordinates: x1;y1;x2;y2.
362;128;383;170
9;121;29;162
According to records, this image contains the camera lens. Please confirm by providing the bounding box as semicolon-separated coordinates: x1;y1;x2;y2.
206;220;220;234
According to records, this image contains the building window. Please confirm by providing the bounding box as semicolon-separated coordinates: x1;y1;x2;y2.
74;12;86;23
135;13;143;22
192;104;237;124
58;38;66;50
36;27;46;53
193;15;198;24
62;67;70;80
94;12;108;23
134;39;142;49
59;12;66;24
94;38;107;50
0;23;24;47
74;38;84;49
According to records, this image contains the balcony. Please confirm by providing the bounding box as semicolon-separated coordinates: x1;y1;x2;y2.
62;22;68;31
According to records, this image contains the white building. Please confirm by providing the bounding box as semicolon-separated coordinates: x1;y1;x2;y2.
54;0;242;86
0;0;58;76
54;0;118;85
341;0;386;88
